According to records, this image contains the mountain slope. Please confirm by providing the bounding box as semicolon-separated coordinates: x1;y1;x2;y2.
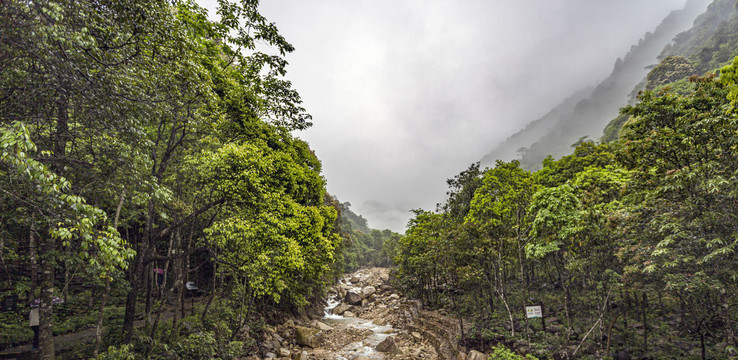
481;0;711;170
601;0;738;141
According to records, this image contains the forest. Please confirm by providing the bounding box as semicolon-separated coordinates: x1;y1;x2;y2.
391;69;738;358
0;0;351;358
2;0;738;359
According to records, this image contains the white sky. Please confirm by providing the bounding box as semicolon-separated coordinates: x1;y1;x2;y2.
199;0;689;232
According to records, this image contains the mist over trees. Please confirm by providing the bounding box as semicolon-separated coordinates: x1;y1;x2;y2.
390;63;738;358
482;0;711;170
2;0;738;359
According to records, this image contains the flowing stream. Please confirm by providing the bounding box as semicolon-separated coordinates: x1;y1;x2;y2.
321;280;396;359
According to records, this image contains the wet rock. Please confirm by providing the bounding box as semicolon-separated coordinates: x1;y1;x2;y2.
343;310;356;317
263;340;274;350
467;350;487;360
278;348;291;357
376;336;400;354
362;286;376;299
314;321;333;331
374;318;388;326
295;325;322;348
345;291;362;305
291;351;309;360
350;276;360;283
332;304;353;315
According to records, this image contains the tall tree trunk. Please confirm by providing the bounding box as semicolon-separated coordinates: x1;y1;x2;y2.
642;291;648;355
29;226;38;303
39;236;56;360
123;200;155;343
94;188;126;355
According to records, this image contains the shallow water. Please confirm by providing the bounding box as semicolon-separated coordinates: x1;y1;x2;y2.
321;280;396;359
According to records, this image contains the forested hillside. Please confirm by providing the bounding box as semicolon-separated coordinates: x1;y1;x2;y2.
0;1;344;358
4;0;738;359
603;0;738;141
329;198;398;272
482;0;710;170
389;62;738;358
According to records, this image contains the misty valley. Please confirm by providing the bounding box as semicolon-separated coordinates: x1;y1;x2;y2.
3;0;738;359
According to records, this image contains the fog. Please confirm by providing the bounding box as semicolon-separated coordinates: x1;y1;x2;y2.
200;0;689;232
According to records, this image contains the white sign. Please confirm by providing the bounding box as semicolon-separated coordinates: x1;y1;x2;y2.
526;305;542;318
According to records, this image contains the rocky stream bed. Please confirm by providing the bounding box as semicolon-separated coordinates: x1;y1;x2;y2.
249;268;490;360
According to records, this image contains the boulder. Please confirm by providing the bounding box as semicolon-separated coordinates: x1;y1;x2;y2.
264;352;277;359
278;348;291;357
343;311;356;317
361;286;376;299
375;336;400;354
332;304;352;315
345;291;362;305
291;351;309;360
411;332;422;341
314;321;333;331
295;326;322;348
373;318;388;326
467;350;487;360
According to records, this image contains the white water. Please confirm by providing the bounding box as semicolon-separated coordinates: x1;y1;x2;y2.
322;280;396;359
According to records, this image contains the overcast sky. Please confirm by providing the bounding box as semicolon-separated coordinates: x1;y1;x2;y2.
200;0;690;232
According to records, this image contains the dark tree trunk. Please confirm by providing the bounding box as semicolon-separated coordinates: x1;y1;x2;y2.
123;200;155;343
39;236;56;360
29;226;38;303
642;291;648;354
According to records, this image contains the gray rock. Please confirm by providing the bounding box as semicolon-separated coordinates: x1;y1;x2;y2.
376;336;400;354
345;291;362;305
264;352;277;359
314;321;333;331
332;304;352;315
295;326;322;348
362;286;376;299
278;348;291;357
291;351;309;360
467;350;487;360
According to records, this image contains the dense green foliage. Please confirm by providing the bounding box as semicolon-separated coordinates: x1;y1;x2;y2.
603;0;738;142
391;68;738;358
662;0;738;73
331;200;398;272
0;0;341;358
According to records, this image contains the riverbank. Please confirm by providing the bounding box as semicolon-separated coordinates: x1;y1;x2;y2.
251;267;486;360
